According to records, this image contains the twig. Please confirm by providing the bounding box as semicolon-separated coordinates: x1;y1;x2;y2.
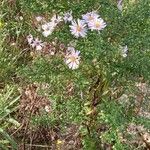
25;144;51;148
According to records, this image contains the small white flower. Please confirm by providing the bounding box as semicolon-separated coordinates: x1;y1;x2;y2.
88;18;107;31
65;47;80;70
49;47;56;55
82;11;99;23
19;16;23;20
45;105;51;112
31;38;44;51
63;11;73;23
51;14;62;25
122;45;128;57
27;34;33;45
70;19;87;38
50;51;55;55
36;16;43;22
42;22;55;37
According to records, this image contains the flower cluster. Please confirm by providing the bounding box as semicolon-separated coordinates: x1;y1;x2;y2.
26;34;80;70
26;10;106;70
69;11;107;38
27;35;62;55
41;15;62;37
32;11;106;39
27;34;44;51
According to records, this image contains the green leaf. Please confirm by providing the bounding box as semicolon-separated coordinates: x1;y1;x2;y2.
0;128;17;150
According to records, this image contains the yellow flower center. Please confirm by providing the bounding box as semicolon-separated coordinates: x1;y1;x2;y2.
69;56;76;62
88;15;94;21
95;21;101;28
76;25;82;32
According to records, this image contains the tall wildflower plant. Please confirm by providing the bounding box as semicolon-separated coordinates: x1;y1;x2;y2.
1;0;150;149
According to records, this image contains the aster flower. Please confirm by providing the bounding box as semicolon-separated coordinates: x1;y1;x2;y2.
121;45;128;57
70;19;87;38
88;18;106;31
51;14;62;25
42;22;55;37
27;34;33;45
82;11;99;23
31;38;44;51
65;47;80;70
117;0;123;11
63;11;73;23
